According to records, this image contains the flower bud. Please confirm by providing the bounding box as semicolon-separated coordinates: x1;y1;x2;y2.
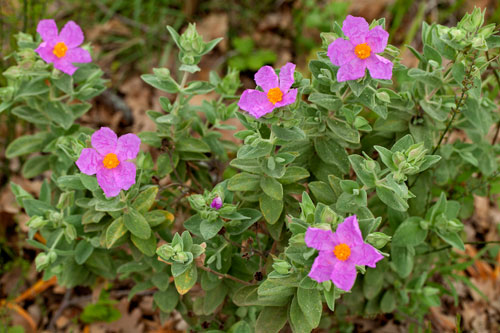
471;36;487;51
26;216;47;229
366;232;391;249
153;68;172;81
364;159;377;172
210;196;223;210
272;259;291;275
392;152;405;167
157;244;175;260
449;27;465;41
320;206;338;225
35;252;53;271
446;219;463;233
175;251;189;263
188;194;206;210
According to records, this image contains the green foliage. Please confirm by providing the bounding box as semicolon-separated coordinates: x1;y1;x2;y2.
4;8;500;333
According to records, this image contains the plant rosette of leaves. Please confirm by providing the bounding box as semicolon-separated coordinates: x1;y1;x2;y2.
3;7;500;332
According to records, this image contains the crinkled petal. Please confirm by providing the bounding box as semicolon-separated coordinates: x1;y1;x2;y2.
274;89;297;108
342;15;369;45
279;62;296;92
327;38;355;67
337;57;367;82
330;260;357;291
365;26;389;53
238;89;275;119
37;19;58;41
65;47;92;64
334;215;363;247
350;243;384;268
309;252;336;283
114;161;136;191
59;21;84;48
366;55;393;80
254;66;278;92
91;127;118;156
305;227;336;251
35;42;58;64
53;58;78;75
76;148;101;175
96;167;121;197
116;133;141;161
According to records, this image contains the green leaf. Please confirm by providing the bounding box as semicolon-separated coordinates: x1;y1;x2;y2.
436;231;465;251
391;246;414;278
22;155;51;178
75;240;94;265
309;181;336;205
363;267;384;300
151;272;170;291
227;173;261;191
349;155;377;188
380;289;396;313
271;125;306;141
11;105;50;125
124;207;151;240
278;166;309;184
57;175;86;190
80;302;121;324
176;138;211;153
260;176;283;200
132;186;158;213
314;137;349;174
106;217;128;248
297;287;322;328
174;263;197;295
141;74;179;93
131;233;157;256
289;294;314;333
327;118;360;144
6;132;51;158
255;307;287;333
200;218;224;240
392;217;428;247
259;194;283;224
308;92;342;110
237;141;273;159
232;285;290;307
228;321;252;333
154;288;179;312
203;283;227;315
79;173;99;191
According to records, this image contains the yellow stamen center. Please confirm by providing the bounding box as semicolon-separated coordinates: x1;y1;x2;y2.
354;43;371;60
103;153;120;169
333;243;351;261
267;87;283;105
53;42;68;58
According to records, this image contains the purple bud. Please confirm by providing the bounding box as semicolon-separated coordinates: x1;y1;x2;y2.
210;196;223;210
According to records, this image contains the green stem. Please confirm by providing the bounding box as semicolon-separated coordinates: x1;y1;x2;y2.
49;230;64;251
422;240;500;255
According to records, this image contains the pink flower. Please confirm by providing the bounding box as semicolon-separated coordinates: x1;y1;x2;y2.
76;127;140;198
35;19;91;75
327;15;393;82
305;215;384;291
210;196;223;210
238;63;298;118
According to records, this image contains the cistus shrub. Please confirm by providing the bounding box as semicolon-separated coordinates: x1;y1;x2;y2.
2;8;500;332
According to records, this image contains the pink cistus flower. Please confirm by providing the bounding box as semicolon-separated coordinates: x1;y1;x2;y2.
35;19;91;75
76;127;140;198
327;15;393;82
210;196;223;210
238;63;298;118
305;215;384;291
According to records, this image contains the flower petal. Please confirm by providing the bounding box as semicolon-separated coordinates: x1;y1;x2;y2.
59;21;84;48
254;66;278;92
65;47;92;64
238;89;275;119
334;215;363;247
337;58;367;82
305;227;336;251
279;62;296;92
116;133;141;161
76;148;101;175
308;252;335;283
365;26;389;53
342;15;369;45
366;55;393;80
37;19;58;41
35;42;58;64
53;58;78;75
96;167;121;197
114;161;136;191
327;38;355;67
350;243;384;268
274;89;297;108
91;127;118;155
330;260;357;291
